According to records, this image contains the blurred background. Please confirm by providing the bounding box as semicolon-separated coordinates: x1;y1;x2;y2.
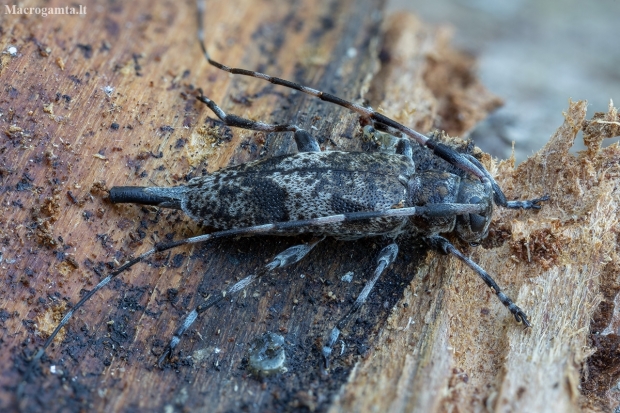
388;0;620;162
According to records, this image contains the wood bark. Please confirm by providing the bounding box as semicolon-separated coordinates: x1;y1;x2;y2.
1;0;618;412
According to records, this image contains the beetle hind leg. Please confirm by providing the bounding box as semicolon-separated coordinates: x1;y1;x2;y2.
196;91;321;153
321;243;399;373
158;238;323;366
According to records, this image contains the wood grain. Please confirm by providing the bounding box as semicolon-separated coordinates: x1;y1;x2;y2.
2;0;615;412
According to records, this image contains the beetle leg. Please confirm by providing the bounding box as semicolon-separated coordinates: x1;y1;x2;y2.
321;243;398;372
196;93;320;153
425;235;531;327
158;238;323;366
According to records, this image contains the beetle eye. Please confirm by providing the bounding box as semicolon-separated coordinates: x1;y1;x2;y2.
469;213;487;233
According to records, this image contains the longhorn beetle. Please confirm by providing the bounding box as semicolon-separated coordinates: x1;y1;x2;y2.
19;0;548;396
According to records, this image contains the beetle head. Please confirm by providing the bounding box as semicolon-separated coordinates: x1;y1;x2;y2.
455;178;493;244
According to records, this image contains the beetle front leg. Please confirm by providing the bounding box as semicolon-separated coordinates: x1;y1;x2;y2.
425;236;530;327
321;243;399;373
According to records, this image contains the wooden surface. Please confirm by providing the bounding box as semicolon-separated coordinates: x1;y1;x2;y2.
2;0;618;412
